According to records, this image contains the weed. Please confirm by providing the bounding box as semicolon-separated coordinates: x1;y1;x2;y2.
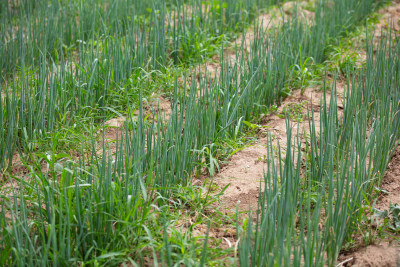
325;44;363;75
287;54;324;95
281;101;308;122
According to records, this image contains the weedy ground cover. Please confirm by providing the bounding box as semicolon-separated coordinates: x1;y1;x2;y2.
1;0;399;266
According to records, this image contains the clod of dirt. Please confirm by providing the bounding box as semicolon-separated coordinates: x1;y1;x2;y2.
105;116;127;128
339;242;400;267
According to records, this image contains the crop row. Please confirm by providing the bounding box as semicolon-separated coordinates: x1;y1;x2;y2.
0;0;396;265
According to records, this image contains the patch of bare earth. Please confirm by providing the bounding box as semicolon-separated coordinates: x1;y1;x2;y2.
374;0;400;42
338;241;400;267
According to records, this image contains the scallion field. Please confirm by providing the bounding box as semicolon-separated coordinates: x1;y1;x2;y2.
1;0;400;266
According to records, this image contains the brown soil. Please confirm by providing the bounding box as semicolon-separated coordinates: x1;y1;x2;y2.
338;242;400;267
215;144;268;211
374;1;400;42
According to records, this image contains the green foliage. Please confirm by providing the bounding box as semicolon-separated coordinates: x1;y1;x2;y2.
281;101;307;122
238;29;400;266
325;44;364;75
390;204;400;231
373;204;400;233
1;0;399;266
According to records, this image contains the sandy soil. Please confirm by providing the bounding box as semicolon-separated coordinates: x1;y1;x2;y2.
338;241;400;267
374;1;400;41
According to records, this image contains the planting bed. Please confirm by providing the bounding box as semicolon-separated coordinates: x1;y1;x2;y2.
1;0;400;266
